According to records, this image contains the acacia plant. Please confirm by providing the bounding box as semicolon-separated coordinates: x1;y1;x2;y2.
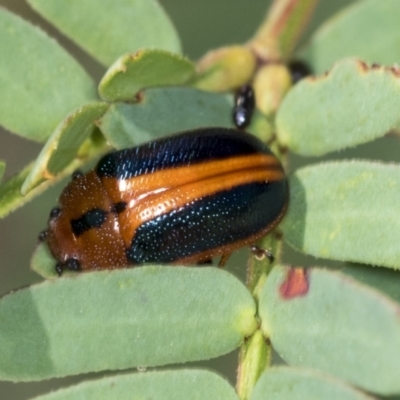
1;0;400;399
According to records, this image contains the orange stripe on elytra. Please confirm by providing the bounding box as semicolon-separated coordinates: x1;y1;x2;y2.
100;153;282;205
116;165;284;247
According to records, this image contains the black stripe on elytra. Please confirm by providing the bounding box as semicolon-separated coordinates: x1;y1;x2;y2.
126;178;288;264
96;128;273;179
71;208;108;237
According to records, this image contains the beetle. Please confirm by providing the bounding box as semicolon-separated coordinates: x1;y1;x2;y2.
41;127;288;275
232;85;255;129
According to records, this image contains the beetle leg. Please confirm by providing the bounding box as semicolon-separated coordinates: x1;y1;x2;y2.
218;253;231;267
38;230;48;241
55;262;64;276
249;245;274;263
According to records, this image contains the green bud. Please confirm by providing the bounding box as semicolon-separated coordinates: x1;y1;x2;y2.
253;64;291;116
193;46;256;92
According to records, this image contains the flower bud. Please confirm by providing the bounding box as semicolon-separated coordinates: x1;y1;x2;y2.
193;46;256;92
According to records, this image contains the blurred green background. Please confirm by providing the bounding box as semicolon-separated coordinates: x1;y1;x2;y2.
2;0;392;399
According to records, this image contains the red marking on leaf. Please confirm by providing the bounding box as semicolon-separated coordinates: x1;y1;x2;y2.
279;268;309;299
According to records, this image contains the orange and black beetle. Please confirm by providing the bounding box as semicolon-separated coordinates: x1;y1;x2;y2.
40;127;288;275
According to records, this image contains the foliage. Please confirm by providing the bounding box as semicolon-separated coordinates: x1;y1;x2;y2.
0;0;400;399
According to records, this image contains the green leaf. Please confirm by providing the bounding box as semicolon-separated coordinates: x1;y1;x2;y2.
260;265;400;395
99;49;195;101
31;369;239;400
21;103;109;194
31;242;60;279
338;264;400;304
0;161;5;183
28;0;181;66
98;87;234;149
301;0;400;74
0;8;96;142
0;140;106;219
0;267;256;381
282;161;400;269
0;163;38;218
251;367;376;400
276;59;400;156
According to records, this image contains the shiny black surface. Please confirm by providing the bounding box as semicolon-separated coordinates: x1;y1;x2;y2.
126;180;287;263
233;85;255;129
70;208;108;237
96;128;270;179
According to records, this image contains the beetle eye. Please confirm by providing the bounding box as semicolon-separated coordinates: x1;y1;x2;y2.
49;207;61;220
65;258;81;272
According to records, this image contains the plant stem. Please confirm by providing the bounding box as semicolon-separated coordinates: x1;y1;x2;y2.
236;330;271;400
236;1;318;397
248;0;318;62
236;234;284;400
